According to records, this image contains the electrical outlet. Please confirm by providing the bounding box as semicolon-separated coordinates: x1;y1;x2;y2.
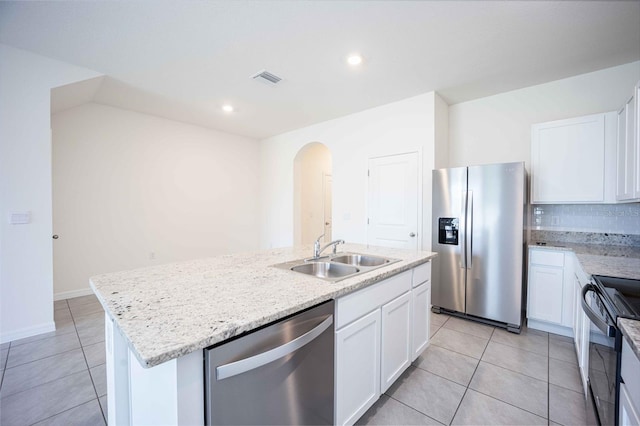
149;252;156;260
551;216;560;226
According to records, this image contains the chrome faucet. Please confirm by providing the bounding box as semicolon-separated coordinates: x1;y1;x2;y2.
313;233;345;259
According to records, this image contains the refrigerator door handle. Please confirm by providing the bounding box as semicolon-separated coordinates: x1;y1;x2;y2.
460;191;467;269
467;191;473;270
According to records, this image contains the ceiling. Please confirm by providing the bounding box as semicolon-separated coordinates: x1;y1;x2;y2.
2;1;639;140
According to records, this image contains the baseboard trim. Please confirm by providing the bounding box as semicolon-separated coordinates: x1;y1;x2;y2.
54;287;94;301
527;318;573;338
0;321;56;344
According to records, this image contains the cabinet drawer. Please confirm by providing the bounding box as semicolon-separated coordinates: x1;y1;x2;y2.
622;338;640;411
530;250;564;267
412;262;431;287
336;270;411;330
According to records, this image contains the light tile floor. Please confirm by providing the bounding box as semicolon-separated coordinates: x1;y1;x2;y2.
0;294;107;425
1;299;590;425
358;312;590;426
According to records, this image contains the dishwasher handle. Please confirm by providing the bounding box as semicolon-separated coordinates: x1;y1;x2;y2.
216;315;333;380
581;284;616;337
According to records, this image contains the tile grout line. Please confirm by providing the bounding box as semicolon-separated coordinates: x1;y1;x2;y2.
0;341;10;392
69;297;108;425
385;394;446;425
478;356;548;383
8;299;99;426
447;326;495;425
548;331;551;425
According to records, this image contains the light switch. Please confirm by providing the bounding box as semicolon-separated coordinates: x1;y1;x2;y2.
9;211;31;224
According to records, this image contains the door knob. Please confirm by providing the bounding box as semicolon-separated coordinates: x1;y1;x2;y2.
52;235;59;239
409;232;416;237
325;222;331;226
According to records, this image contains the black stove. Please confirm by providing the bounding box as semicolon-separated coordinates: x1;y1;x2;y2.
593;275;640;320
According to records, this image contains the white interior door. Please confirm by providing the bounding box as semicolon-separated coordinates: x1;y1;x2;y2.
323;174;332;241
368;152;419;250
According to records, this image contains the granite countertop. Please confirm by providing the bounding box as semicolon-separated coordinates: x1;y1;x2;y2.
528;242;640;280
90;243;436;368
619;318;640;360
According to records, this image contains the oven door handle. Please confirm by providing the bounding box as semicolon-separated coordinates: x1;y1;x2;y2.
581;283;616;337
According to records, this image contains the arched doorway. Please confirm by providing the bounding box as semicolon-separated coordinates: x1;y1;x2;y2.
293;143;332;246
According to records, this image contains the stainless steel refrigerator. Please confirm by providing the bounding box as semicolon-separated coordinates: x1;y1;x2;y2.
431;162;525;332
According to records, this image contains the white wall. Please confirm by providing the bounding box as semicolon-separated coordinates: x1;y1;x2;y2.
260;92;445;251
51;103;260;299
0;45;102;343
448;61;640;171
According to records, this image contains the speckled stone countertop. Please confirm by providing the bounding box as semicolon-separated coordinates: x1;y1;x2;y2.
619;318;640;360
90;244;436;368
528;242;640;280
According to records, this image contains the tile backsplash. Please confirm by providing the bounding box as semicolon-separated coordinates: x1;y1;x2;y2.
531;203;640;235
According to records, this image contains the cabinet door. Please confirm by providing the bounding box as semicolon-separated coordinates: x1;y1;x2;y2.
573;276;583;360
532;114;606;203
620;382;640;426
381;291;412;393
573;275;590;396
528;265;563;324
618;93;637;201
411;281;430;361
632;82;640;200
579;309;590;396
335;309;381;426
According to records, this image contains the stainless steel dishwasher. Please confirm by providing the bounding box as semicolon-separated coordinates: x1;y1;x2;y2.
204;300;334;425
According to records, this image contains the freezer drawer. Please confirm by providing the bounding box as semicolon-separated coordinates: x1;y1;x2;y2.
205;300;334;425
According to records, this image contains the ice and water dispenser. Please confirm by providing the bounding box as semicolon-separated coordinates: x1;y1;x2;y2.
438;217;459;245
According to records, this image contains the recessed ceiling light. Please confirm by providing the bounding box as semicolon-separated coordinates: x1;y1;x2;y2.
347;54;363;66
222;104;234;113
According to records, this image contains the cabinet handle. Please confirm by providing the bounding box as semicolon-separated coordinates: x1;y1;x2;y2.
580;284;615;337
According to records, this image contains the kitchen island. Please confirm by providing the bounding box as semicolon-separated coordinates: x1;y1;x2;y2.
90;243;436;425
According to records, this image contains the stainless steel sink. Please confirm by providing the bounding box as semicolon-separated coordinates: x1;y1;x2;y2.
272;252;400;283
331;254;390;267
291;262;359;279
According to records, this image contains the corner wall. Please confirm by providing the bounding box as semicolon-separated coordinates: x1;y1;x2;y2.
52;103;261;299
0;44;102;342
448;61;640;172
259;92;443;252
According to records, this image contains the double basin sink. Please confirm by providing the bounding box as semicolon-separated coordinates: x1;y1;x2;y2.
273;252;400;283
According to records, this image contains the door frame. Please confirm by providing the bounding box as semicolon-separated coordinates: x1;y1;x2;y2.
322;172;332;241
366;150;423;250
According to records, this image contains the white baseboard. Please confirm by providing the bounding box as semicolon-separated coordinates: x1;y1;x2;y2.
527;318;574;338
54;287;94;301
0;321;56;344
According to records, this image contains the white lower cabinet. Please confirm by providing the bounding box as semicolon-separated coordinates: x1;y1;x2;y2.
620;383;640;426
620;338;640;426
527;248;574;336
572;263;590;396
380;291;411;393
335;309;381;426
334;262;431;426
411;280;430;361
528;265;563;323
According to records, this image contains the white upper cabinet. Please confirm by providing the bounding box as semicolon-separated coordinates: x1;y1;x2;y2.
616;81;640;202
636;82;640;198
531;112;617;204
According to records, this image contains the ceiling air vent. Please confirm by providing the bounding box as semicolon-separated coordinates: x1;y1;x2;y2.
251;70;282;86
